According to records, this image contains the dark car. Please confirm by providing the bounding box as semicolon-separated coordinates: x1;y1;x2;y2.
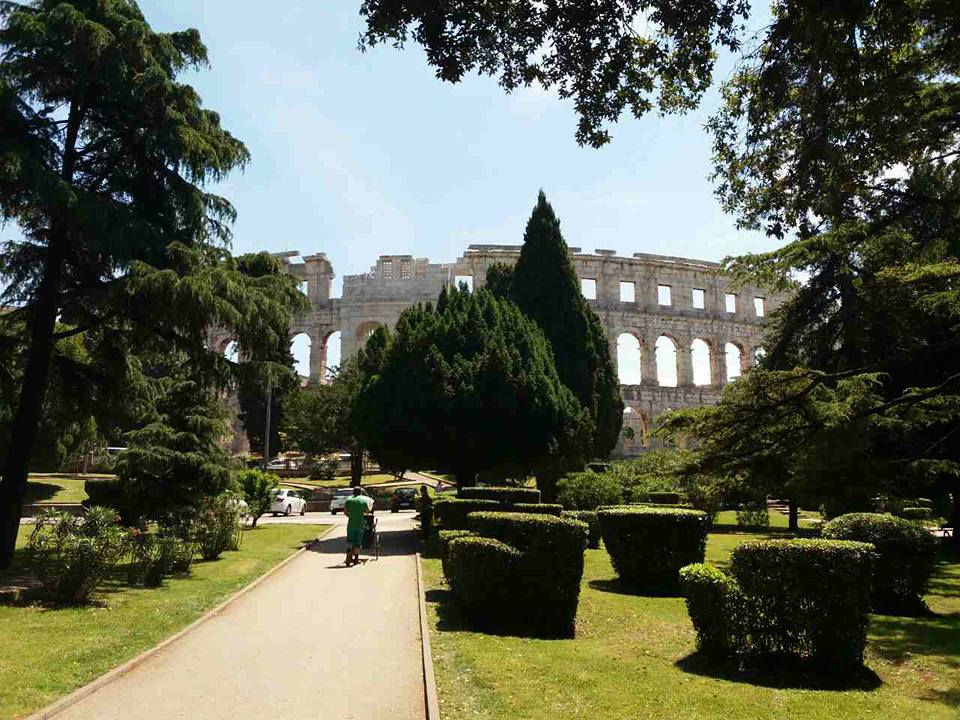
390;488;417;513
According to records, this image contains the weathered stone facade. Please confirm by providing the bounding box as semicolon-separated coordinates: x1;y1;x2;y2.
210;245;781;457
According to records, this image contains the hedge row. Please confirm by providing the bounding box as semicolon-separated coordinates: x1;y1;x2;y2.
562;510;601;548
458;486;542;504
445;512;588;637
432;498;500;530
681;539;876;670
822;512;938;615
511;503;564;516
598;506;708;592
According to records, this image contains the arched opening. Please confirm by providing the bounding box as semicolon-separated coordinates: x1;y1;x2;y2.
290;333;311;381
221;339;239;363
323;331;342;382
725;342;743;381
691;339;712;386
616;333;641;385
655;336;678;387
355;321;383;346
754;347;766;366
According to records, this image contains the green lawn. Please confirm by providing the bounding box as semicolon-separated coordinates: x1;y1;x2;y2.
1;523;330;719
423;533;960;720
713;508;821;529
23;474;112;505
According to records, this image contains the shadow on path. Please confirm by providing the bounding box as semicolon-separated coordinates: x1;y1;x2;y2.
307;527;417;559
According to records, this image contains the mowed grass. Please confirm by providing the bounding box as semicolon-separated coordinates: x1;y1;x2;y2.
23;474;111;505
1;523;330;719
422;533;960;720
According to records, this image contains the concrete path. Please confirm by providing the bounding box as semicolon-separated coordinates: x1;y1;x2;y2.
57;512;425;720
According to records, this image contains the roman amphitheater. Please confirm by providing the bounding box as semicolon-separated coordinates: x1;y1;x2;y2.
211;245;780;456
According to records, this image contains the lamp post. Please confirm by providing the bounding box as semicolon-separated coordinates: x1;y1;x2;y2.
261;375;273;471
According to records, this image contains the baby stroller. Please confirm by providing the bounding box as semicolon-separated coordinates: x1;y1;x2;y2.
362;513;382;560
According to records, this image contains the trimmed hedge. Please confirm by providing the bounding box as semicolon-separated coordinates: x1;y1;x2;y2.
458;486;542;504
433;498;500;530
463;511;589;637
900;507;933;521
445;536;521;628
563;510;601;549
511;503;563;516
597;507;708;592
682;539;876;669
438;529;475;581
822;512;938;614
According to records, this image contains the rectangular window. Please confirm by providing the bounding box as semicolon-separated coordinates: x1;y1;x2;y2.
581;278;597;300
692;288;705;309
299;280;309;296
725;293;737;313
400;259;412;279
657;284;672;306
454;275;474;292
619;281;635;303
754;297;765;317
382;259;393;280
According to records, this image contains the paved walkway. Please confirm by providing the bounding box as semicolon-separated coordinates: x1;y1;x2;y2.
57;512;425;720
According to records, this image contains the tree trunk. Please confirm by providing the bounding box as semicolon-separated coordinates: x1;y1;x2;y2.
350;450;363;487
0;100;81;569
788;498;799;531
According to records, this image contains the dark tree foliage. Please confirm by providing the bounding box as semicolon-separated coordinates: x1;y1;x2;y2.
510;192;623;487
236;346;298;460
351;285;587;487
358;0;750;146
0;2;305;566
483;262;514;299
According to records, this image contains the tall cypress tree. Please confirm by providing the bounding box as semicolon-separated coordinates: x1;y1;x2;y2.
511;192;623;495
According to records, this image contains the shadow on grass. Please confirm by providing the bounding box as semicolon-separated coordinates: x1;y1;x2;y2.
588;577;681;598
425;585;575;639
675;651;883;691
22;481;61;504
869;612;960;663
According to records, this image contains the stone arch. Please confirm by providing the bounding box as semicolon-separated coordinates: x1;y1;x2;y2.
290;332;311;382
322;330;342;383
725;341;745;381
655;335;678;387
690;338;712;386
616;332;642;385
753;346;766;366
354;321;383;345
220;339;239;363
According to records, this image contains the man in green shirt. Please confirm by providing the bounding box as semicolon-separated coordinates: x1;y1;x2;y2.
344;486;373;566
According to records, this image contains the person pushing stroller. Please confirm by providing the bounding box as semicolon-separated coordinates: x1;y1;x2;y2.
344;486;374;566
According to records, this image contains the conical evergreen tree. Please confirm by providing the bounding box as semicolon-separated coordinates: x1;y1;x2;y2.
511;192;623;495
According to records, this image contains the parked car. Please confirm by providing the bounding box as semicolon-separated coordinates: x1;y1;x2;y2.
270;488;307;517
329;487;372;514
390;488;417;513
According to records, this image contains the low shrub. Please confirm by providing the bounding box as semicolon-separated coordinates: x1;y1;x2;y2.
679;563;745;657
736;503;770;529
466;512;589;637
419;488;434;537
732;539;875;669
438;529;474;579
28;506;129;604
563;510;601;548
822;512;938;614
899;507;933;521
556;471;623;510
239;469;280;528
433;498;500;530
445;536;521;630
458;486;541;504
194;493;244;561
598;506;708;592
127;533;188;586
511;503;563;516
309;457;339;482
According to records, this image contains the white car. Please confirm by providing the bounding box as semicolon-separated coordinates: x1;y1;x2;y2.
329;487;373;515
269;488;307;517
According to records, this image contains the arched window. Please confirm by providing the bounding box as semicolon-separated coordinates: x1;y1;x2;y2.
222;340;239;363
290;333;311;379
725;342;743;381
691;338;712;386
754;347;766;366
655;336;678;387
616;333;642;385
355;321;382;345
324;331;342;382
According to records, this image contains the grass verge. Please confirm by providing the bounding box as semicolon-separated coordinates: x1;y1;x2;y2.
23;474;110;505
1;523;329;719
423;532;959;720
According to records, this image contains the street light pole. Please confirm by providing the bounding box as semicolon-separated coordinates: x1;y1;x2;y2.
261;375;273;471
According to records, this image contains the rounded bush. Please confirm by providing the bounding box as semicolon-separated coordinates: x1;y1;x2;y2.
438;529;475;580
458;486;541;504
511;502;563;516
446;536;521;629
563;510;601;548
597;507;708;592
433;498;500;530
680;563;744;657
556;471;623;510
731;539;875;669
822;512;938;614
900;507;933;521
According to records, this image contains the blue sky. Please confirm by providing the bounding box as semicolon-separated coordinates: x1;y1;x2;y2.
139;1;781;295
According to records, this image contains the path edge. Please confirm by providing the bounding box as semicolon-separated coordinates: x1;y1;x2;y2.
26;524;336;720
416;551;442;720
